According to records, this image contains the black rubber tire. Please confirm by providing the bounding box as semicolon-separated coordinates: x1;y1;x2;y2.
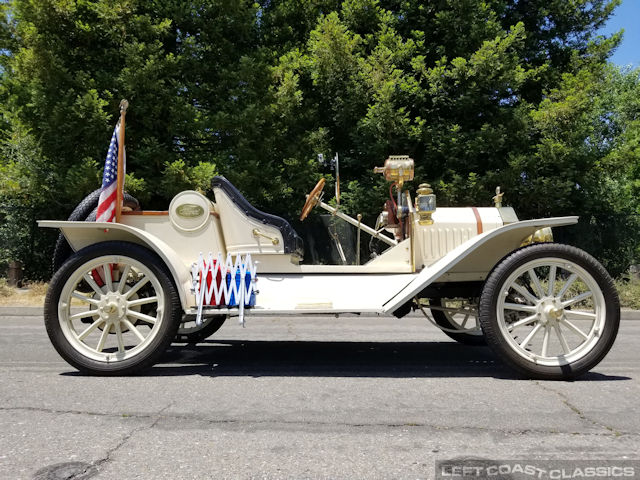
51;191;140;274
45;241;182;375
84;193;139;222
175;315;226;343
479;243;620;380
51;189;102;275
429;298;485;346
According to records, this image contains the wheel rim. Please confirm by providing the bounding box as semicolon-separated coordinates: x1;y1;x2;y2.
495;257;606;366
58;255;166;363
431;299;482;336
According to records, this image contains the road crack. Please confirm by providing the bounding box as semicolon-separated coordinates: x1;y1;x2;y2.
175;416;632;437
535;381;622;436
4;403;634;439
0;405;157;420
72;402;174;479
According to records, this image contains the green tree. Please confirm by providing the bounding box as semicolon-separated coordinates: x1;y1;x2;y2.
1;0;636;279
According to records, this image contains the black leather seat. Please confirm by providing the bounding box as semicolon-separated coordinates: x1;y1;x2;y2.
211;176;304;258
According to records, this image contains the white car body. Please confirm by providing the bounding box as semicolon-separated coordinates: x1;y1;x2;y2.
39;185;576;316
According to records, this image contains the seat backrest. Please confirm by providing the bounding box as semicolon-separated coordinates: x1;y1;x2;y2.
211;176;303;258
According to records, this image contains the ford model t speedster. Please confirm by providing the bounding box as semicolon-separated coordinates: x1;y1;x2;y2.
40;147;620;380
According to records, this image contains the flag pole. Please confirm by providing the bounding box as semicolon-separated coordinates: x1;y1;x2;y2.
115;99;128;223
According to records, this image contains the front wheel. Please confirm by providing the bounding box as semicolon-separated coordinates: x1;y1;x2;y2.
45;241;182;375
479;244;619;380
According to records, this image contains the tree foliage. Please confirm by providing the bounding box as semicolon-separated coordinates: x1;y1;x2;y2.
0;0;638;278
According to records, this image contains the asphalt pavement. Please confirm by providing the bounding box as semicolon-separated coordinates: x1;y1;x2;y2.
1;309;639;479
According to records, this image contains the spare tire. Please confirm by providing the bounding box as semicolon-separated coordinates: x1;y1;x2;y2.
51;190;140;274
85;193;140;221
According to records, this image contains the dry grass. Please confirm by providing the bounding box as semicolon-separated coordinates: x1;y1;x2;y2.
0;279;48;306
0;278;12;298
615;277;640;310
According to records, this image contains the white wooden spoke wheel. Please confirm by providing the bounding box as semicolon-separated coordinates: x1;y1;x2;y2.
479;244;620;380
429;298;484;345
45;242;181;375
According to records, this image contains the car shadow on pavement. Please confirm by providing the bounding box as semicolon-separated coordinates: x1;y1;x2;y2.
134;340;630;381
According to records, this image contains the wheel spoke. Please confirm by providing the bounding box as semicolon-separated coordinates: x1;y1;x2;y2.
547;265;557;296
77;318;104;341
96;325;110;352
69;310;100;321
103;264;114;292
114;321;125;353
562;291;592;308
126;309;157;325
560;318;590;340
117;264;131;293
528;268;545;298
510;282;539;305
503;302;537;313
122;318;146;342
460;314;470;328
124;275;150;299
508;314;539;331
553;322;571;354
564;309;596;320
541;324;551;357
127;296;158;308
557;273;578;299
83;273;104;296
71;292;100;306
519;322;543;347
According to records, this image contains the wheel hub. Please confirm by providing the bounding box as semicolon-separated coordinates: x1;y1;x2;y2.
537;297;564;325
98;292;126;322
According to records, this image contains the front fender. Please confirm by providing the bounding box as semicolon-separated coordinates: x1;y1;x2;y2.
39;220;194;311
382;216;578;314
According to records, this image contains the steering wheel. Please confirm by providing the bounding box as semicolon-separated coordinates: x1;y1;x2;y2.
300;178;326;221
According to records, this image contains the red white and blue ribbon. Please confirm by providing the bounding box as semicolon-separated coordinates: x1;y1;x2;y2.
191;252;257;326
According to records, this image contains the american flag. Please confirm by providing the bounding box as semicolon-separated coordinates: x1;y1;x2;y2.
96;123;125;222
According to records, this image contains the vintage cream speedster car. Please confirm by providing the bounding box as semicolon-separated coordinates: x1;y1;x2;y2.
40;156;620;380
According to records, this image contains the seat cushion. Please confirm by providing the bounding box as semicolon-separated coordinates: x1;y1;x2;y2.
211;176;304;258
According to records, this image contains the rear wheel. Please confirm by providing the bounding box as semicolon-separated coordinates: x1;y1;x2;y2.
479;244;619;380
45;241;181;375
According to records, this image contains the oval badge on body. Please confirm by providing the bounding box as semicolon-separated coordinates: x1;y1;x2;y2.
169;190;211;232
176;203;205;218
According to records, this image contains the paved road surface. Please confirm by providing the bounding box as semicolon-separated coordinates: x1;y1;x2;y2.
1;311;639;479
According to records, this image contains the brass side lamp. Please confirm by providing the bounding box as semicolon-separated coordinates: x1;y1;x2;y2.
415;183;436;225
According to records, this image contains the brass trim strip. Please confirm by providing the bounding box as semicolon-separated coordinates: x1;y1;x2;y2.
122;211;169;216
